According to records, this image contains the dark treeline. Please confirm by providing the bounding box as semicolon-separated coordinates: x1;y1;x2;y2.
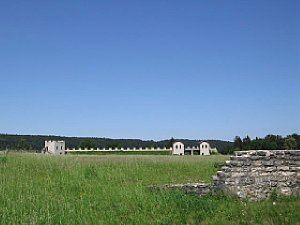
223;134;300;154
0;134;232;153
1;133;298;154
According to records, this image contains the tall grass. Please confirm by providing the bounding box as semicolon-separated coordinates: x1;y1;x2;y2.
0;154;299;225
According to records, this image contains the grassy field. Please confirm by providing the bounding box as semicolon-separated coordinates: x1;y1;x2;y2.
0;154;299;225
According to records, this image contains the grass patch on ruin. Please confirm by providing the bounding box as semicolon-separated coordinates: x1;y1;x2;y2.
0;154;299;225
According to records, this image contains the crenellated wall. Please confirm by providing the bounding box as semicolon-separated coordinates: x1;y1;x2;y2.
54;140;215;156
66;147;172;152
213;150;300;200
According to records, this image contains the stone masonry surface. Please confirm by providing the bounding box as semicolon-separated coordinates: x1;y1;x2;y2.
214;150;300;200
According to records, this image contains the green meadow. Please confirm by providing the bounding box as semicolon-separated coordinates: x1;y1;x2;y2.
0;154;299;225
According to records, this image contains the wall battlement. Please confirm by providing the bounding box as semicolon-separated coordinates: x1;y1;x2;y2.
47;140;215;156
66;147;172;152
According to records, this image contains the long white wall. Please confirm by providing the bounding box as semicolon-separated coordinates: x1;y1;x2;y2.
49;140;215;156
66;147;172;152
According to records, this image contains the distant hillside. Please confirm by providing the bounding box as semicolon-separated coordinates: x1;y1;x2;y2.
0;134;233;153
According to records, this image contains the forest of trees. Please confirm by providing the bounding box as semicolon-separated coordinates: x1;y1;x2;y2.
1;133;298;155
221;134;300;154
0;134;231;153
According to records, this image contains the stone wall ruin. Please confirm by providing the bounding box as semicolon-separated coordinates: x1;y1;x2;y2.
213;150;300;200
150;150;300;201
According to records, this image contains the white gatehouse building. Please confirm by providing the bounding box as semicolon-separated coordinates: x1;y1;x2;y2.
172;141;212;155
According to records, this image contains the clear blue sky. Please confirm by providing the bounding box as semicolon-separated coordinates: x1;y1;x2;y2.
0;0;299;141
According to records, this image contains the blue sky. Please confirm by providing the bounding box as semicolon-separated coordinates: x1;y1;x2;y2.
0;0;299;141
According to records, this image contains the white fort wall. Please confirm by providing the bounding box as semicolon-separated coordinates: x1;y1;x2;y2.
45;140;215;155
65;147;172;152
65;142;213;156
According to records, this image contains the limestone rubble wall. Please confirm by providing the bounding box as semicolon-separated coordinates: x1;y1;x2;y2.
214;150;300;200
